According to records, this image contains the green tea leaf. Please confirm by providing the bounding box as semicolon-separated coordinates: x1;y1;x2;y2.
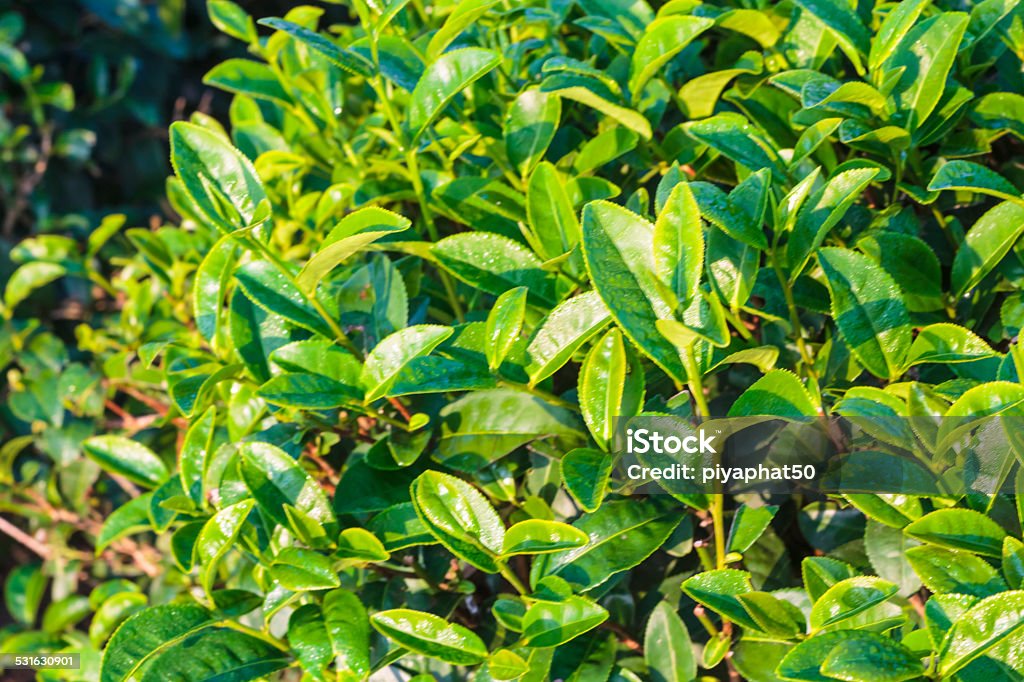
240;442;337;537
653;182;703;303
371;609;488;664
525;291;610;385
489;649;530;680
728;370;817;418
208;0;256;42
885;12;970;131
426;0;501;60
84;436;169;489
236;260;332;338
574;127;639;175
335;527;390;563
727;504;778;554
906;545;1007;597
501;519;588;556
197;499;255;595
788;169;878;279
868;0;930;73
362;325;452;401
139;627;289;681
951;201;1024;297
203;59;289;105
644;600;697;682
938;591;1024;677
905;508;1007;557
271;547;341;591
543;75;653;138
682;569;759;630
521;596;608;647
527;162;580;261
581;200;686;382
857;232;942;312
169;121;266;230
258;18;372;78
99;605;215;682
809;576;898;630
433;232;556;305
685;113;787;182
580;329;644;451
437;388;583;469
4;564;44;626
507;90;561;177
905;324;998;367
298;207;410;291
535;500;680;592
3;262;65;312
821;634;924;682
779;630;919;682
928;160;1023;204
408;47;500;141
561;448;614;513
628;15;713;100
486;287;527;372
736;592;805;637
411;470;505;572
96;494;153;553
793;0;870;73
323;589;371;680
818;247;911;381
1004;537;1024;589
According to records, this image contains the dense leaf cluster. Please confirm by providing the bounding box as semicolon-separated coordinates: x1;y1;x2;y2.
6;0;1024;680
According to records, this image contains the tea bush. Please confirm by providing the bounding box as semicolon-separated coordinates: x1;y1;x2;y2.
6;0;1024;680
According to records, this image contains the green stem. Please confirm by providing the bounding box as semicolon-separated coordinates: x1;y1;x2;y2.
773;260;817;380
373;79;405;149
219;620;289;652
710;493;726;570
409;559;443;592
361;403;409;430
694;542;715;571
362;32;465;325
240;233;361;358
682;345;710;419
724;307;753;341
693;606;720;638
498;561;529;595
504;380;581;413
404;148;466;323
363;34;468;326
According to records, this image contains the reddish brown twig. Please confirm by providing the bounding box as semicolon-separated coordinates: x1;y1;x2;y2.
0;515;50;559
600;621;644;654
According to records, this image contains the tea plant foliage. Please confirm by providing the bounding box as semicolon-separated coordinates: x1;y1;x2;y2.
6;0;1024;680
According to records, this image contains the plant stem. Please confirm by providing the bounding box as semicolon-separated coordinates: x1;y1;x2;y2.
0;515;49;559
503;380;580;412
723;306;753;341
693;605;719;637
682;345;710;418
773;260;817;380
362;403;409;430
404;148;465;322
220;620;289;652
241;232;361;357
364;44;465;325
498;562;529;595
711;492;726;569
694;541;715;571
